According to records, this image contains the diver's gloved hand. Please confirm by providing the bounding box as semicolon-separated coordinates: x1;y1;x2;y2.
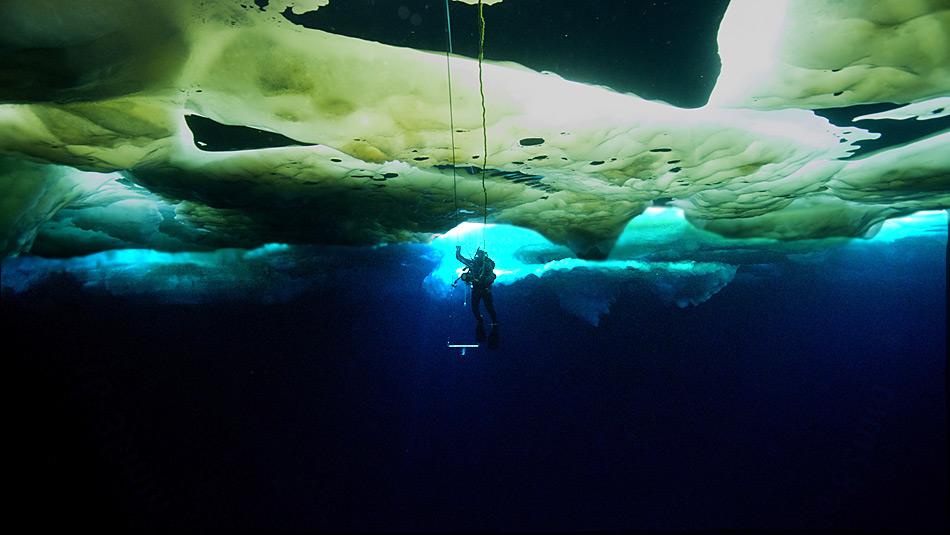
455;245;461;251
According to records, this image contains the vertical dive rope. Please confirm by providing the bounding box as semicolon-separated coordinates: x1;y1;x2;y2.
443;1;491;313
444;0;467;308
443;0;459;231
477;0;489;249
444;0;490;255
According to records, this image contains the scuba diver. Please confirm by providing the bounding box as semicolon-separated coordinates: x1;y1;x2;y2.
454;245;499;344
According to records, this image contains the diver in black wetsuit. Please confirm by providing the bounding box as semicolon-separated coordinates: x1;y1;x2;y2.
455;246;499;343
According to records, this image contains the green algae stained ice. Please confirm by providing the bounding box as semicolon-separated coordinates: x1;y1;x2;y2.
0;0;948;260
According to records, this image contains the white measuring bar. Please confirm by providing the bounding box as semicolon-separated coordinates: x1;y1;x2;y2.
447;343;479;356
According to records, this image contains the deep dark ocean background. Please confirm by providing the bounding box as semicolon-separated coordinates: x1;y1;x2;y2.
5;0;949;532
6;233;948;532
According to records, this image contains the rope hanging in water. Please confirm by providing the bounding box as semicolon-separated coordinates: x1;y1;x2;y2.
443;0;459;228
444;0;489;250
477;0;489;246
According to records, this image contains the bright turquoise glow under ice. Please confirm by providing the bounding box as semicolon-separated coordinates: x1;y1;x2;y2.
423;208;948;294
870;210;948;243
0;244;297;300
424;222;662;293
424;209;739;295
1;208;944;309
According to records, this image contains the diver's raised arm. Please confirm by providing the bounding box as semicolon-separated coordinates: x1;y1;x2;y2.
455;245;473;267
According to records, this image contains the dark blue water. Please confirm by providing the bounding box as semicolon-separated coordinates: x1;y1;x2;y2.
7;233;946;531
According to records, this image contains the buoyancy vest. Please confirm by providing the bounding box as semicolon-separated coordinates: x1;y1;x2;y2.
471;256;496;287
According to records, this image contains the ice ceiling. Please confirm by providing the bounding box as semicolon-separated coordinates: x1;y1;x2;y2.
0;0;948;263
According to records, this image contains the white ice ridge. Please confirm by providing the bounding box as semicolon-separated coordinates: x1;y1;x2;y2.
711;0;950;110
854;97;950;121
0;0;948;259
268;1;331;15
